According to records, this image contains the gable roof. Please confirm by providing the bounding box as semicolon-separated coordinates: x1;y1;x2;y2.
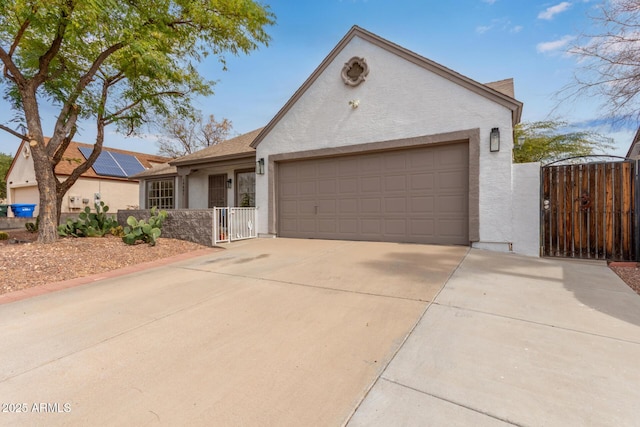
129;161;177;179
485;78;516;98
5;138;170;182
130;127;262;179
169;127;261;167
251;25;523;148
53;140;170;179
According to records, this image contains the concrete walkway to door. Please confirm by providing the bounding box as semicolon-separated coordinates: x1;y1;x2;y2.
348;250;640;426
0;239;466;426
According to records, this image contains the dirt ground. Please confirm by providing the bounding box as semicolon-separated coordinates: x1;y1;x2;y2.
0;229;210;296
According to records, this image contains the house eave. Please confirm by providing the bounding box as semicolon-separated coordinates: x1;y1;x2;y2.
169;151;255;167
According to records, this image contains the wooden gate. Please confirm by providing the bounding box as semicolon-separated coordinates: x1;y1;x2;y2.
541;160;637;261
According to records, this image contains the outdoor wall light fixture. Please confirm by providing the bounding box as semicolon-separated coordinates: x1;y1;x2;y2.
256;158;265;175
227;178;233;188
490;127;500;152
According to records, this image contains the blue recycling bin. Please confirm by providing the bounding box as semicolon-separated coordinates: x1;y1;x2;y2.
10;204;37;218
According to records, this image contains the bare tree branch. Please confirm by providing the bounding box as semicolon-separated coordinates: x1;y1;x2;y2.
0;124;29;141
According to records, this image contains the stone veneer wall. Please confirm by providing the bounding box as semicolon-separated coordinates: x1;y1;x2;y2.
117;209;214;247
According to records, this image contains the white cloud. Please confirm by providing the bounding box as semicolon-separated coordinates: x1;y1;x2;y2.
476;19;522;35
536;35;576;53
538;2;572;20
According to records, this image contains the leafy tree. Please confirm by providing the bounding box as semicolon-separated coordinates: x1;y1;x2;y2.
564;1;640;125
513;121;614;164
0;152;12;200
157;113;232;158
0;0;274;243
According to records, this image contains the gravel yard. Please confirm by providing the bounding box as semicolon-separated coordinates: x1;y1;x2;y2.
1;229;639;298
1;229;210;296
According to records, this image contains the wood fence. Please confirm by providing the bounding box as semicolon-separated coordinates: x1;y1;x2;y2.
541;161;637;261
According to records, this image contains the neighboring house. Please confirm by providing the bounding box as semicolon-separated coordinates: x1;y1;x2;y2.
5;138;169;217
626;127;640;159
136;26;528;252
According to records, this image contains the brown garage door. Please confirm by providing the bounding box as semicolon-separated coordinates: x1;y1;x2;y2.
278;142;469;245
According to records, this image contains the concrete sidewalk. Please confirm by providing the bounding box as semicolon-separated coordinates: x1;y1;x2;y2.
348;250;640;426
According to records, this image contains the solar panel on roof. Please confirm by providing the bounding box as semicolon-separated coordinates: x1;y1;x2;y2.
109;151;145;176
78;147;127;177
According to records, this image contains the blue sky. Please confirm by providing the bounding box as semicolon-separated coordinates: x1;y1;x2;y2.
0;0;634;157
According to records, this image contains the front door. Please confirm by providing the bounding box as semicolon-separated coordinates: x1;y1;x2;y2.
208;174;227;208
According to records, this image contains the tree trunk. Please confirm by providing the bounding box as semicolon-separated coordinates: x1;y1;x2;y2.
32;146;60;243
21;92;59;243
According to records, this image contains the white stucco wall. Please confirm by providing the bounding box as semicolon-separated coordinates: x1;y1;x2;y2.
255;35;515;245
184;163;254;209
511;162;541;257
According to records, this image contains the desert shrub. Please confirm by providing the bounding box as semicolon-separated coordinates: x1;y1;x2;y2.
57;202;118;237
122;207;167;246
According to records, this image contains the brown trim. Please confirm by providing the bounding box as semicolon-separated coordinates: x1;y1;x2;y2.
267;128;481;243
170;152;254;167
251;26;521;149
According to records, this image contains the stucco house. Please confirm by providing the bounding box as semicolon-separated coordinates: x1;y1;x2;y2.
135;26;538;254
5;138;169;217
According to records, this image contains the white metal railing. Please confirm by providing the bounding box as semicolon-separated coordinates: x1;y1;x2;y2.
213;207;257;244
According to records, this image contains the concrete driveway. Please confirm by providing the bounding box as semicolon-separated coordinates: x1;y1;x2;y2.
0;238;467;426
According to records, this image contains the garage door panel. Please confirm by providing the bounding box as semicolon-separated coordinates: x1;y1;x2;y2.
385;175;406;191
318;199;336;214
439;171;467;190
338;219;359;234
384;219;407;236
438;219;468;242
410;196;435;213
410;219;435;237
297;163;317;179
318;219;336;233
317;161;338;177
360;176;382;192
280;200;298;215
299;181;317;195
280;182;298;197
437;195;467;214
385;197;406;213
360;198;381;214
278;142;468;245
384;153;408;171
298;200;317;214
410;151;435;168
410;173;434;190
298;218;317;233
440;147;467;165
360;219;382;234
339;178;358;194
318;179;336;194
339;199;357;213
360;156;383;173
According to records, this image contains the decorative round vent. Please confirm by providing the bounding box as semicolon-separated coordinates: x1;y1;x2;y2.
341;57;369;86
